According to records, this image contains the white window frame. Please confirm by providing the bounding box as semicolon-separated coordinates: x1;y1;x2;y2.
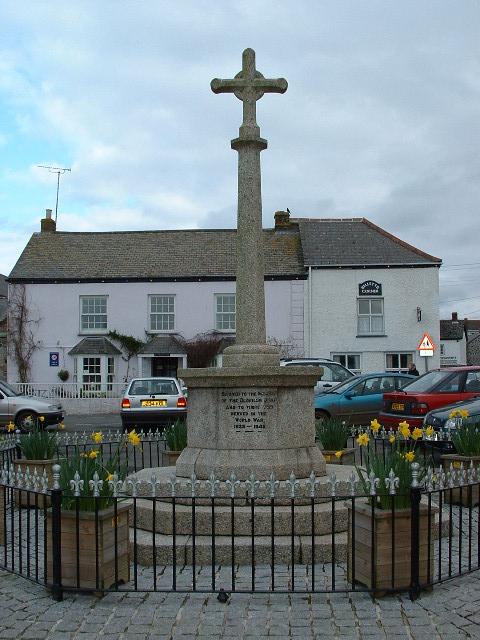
79;295;108;333
215;294;236;332
385;352;414;372
75;355;116;392
357;298;384;336
331;353;362;374
149;294;175;332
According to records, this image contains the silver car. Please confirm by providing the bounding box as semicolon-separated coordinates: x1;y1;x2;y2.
120;377;187;431
0;380;64;431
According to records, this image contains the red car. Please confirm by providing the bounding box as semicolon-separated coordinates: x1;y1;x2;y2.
379;366;480;429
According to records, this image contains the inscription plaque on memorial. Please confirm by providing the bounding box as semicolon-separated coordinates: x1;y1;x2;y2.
220;388;276;433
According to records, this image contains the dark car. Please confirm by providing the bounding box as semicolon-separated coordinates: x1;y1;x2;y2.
120;377;187;431
314;372;415;425
380;366;480;430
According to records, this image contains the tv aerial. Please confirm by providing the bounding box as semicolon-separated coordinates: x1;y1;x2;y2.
37;165;71;222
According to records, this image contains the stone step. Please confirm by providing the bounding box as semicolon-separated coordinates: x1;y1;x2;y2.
130;528;348;566
126;464;359;505
132;497;349;536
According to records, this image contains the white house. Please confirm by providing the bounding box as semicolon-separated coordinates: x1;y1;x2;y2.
296;216;442;374
7;209;442;386
7;210;306;388
440;312;467;366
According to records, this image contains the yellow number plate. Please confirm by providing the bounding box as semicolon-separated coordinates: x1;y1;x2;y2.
391;403;405;411
141;400;167;407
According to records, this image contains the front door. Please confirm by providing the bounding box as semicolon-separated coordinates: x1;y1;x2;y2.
152;357;178;378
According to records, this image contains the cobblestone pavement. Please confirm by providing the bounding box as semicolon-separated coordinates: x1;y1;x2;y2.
2;568;480;639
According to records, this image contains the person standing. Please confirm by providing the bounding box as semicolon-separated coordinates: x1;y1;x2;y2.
408;362;420;376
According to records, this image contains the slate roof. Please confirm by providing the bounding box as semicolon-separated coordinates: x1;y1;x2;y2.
0;275;6;297
294;218;441;267
140;334;235;355
68;337;122;356
440;320;466;341
8;229;304;282
0;299;6;324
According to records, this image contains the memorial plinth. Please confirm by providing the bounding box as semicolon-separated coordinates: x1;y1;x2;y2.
176;366;326;480
175;48;326;481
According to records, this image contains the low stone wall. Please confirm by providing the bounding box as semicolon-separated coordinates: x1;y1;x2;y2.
60;398;119;415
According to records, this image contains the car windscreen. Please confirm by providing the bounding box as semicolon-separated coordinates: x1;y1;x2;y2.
129;380;178;396
0;381;19;397
397;370;455;393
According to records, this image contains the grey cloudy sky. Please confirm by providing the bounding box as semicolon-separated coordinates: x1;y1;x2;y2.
0;0;479;318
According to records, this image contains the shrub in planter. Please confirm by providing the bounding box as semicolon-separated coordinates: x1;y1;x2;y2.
164;419;187;465
46;429;141;590
442;410;480;506
348;423;433;594
14;421;59;507
315;417;354;465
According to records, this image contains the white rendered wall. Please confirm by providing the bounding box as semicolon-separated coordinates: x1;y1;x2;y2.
305;267;440;373
440;339;467;366
7;279;304;383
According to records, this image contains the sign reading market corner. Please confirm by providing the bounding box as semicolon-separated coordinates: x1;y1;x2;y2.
358;281;382;296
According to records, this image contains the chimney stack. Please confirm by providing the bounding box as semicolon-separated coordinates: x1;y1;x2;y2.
452;311;458;322
274;210;293;230
41;208;56;233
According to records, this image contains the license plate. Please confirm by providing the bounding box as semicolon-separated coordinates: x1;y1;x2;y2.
391;403;405;411
141;400;167;407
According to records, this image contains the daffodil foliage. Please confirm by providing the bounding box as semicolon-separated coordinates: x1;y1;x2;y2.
315;417;350;451
355;421;427;510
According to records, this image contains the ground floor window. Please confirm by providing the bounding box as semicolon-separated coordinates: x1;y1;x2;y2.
332;353;361;373
74;355;116;391
385;352;413;372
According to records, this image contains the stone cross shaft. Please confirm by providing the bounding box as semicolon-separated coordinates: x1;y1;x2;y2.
211;49;287;353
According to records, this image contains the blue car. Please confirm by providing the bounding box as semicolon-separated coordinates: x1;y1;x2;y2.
314;372;415;425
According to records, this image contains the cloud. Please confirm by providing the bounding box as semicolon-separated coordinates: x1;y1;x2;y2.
0;0;479;316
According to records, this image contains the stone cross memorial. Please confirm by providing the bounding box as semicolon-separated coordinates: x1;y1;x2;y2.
176;49;326;480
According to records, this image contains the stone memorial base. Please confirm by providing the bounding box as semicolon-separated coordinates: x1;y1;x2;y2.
175;365;326;481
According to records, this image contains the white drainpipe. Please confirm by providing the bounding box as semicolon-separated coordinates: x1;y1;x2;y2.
308;265;312;357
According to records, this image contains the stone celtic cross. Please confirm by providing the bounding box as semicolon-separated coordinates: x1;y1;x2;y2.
211;48;287;138
211;49;288;358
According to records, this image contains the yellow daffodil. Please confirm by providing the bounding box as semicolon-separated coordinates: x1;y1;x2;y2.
370;419;381;433
335;450;343;459
57;422;65;430
92;431;103;444
405;451;415;463
88;449;99;459
106;473;114;482
399;421;410;439
460;409;470;418
128;430;141;447
412;427;423;441
389;434;396;444
449;409;469;419
425;426;434;438
6;422;15;433
357;432;370;447
38;416;45;422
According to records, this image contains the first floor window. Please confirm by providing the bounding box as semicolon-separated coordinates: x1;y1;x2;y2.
332;353;361;374
150;295;175;331
386;352;413;372
357;298;384;335
80;296;107;331
215;294;236;331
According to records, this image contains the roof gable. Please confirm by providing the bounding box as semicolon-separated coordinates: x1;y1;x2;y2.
9;229;304;282
294;217;441;267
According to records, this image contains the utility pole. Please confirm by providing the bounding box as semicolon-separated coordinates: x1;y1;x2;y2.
37;166;71;222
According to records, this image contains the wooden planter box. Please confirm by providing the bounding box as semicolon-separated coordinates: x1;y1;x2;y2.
13;458;57;508
323;448;355;465
165;450;182;466
47;501;131;591
347;501;433;594
441;454;480;506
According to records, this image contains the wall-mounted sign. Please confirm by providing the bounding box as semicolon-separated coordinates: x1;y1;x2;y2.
358;281;382;296
49;352;59;367
417;332;435;357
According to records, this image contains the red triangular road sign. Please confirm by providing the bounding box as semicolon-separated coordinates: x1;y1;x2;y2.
417;332;435;351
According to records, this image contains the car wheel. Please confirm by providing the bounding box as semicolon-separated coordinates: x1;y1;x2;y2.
15;410;38;433
315;410;330;423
